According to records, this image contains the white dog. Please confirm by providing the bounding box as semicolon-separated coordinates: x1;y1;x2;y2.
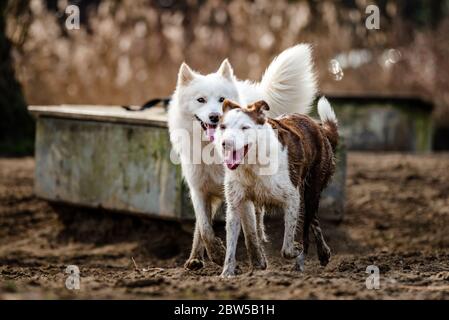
167;44;317;270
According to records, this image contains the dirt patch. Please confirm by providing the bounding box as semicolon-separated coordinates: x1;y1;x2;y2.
1;153;449;299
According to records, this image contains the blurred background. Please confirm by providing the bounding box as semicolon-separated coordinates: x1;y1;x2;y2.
1;0;449;155
1;1;449;299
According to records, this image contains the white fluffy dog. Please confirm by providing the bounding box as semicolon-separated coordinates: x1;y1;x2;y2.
167;44;317;270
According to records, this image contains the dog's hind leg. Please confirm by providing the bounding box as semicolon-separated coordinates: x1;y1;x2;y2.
241;203;267;271
294;187;306;272
184;221;206;270
304;184;331;267
302;215;311;255
191;190;225;266
311;217;331;267
281;192;302;261
302;185;313;257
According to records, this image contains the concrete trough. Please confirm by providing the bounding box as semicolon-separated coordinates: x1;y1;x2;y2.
329;95;434;152
28;105;346;222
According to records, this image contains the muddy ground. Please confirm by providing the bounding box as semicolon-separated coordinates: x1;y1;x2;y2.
0;153;449;299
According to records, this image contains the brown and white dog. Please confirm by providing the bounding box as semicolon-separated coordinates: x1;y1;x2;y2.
214;97;338;277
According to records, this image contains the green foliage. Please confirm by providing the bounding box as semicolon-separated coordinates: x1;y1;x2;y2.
0;0;34;156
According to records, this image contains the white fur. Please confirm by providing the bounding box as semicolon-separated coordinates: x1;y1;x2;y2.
216;110;257;151
167;44;317;269
317;96;337;124
260;43;317;115
235;45;317;116
216;118;302;277
168;60;240;268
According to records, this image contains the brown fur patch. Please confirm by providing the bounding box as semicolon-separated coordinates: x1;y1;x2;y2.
221;100;338;190
221;100;269;126
222;99;240;113
268;112;338;262
267;113;337;190
241;101;269;125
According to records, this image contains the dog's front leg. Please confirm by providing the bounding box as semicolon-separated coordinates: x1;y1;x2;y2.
221;203;242;278
184;220;205;270
255;206;268;243
241;203;267;271
190;190;225;266
281;193;302;260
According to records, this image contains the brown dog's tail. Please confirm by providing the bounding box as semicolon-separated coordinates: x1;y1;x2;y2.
317;97;338;152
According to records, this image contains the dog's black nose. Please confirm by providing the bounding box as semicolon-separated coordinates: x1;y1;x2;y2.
209;113;220;123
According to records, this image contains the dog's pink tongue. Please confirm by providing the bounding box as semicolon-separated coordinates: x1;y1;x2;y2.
205;126;216;142
223;148;244;170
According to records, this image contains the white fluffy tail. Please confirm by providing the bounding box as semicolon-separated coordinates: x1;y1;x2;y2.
317;96;337;124
260;44;317;117
317;96;338;151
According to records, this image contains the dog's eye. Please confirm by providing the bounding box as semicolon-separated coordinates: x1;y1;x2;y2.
242;125;250;130
218;97;225;103
197;97;206;103
220;124;226;130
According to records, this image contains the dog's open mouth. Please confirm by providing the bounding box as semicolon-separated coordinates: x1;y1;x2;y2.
194;115;217;142
223;145;250;170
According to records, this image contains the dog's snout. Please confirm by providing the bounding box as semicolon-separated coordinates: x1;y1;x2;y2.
222;139;234;150
209;113;220;124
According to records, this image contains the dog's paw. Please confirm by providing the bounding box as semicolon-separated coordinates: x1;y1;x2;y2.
259;231;269;243
293;252;305;272
184;258;204;271
209;237;226;266
254;259;268;270
251;253;267;270
317;244;331;267
220;268;236;278
281;243;302;260
252;262;268;272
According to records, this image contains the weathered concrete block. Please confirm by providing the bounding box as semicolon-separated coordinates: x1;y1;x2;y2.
29;105;346;222
329;96;433;152
35;117;185;219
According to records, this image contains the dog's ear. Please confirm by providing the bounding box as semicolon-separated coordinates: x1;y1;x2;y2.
177;62;196;86
245;101;269;125
251;100;270;113
217;59;234;81
222;99;240;113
